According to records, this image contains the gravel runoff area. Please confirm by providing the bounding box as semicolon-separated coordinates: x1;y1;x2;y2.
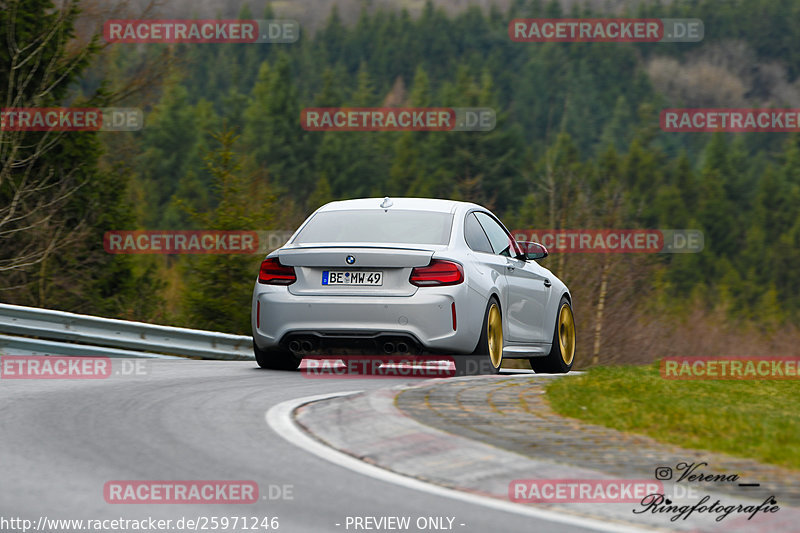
295;375;800;532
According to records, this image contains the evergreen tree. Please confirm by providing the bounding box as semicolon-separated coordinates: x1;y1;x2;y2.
182;128;277;333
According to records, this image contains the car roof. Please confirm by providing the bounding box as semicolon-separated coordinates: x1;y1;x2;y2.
316;197;483;214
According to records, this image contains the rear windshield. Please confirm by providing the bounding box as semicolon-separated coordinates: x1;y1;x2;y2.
294;209;453;245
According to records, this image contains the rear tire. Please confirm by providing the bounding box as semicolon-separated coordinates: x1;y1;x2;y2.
530;296;575;374
254;342;302;371
455;297;503;376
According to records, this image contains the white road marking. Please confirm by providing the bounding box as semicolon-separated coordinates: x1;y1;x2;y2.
266;391;656;533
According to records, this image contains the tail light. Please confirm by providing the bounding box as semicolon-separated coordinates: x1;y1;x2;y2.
409;260;464;287
258;257;296;285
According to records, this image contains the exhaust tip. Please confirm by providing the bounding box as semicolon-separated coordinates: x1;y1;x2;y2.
396;342;409;354
383;342;395;354
288;340;301;353
300;340;314;353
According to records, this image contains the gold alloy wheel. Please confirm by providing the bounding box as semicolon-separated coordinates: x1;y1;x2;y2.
487;303;503;369
557;303;576;365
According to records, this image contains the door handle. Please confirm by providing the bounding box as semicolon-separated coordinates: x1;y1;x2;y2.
506;265;515;272
543;279;551;287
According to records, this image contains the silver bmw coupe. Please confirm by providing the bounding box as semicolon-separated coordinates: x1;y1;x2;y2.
251;197;575;375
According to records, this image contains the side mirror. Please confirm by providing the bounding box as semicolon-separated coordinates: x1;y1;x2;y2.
519;241;548;260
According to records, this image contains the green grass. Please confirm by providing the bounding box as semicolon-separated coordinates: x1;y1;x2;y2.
545;363;800;470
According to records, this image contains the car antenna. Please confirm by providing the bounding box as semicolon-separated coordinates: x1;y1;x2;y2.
380;196;393;209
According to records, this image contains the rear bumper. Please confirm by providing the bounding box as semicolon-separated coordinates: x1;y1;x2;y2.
252;282;478;354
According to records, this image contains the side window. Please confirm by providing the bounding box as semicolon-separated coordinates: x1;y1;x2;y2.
474;212;517;257
464;213;493;253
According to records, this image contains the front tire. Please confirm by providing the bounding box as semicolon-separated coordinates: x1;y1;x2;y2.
530;296;575;374
455;297;503;376
254;342;302;371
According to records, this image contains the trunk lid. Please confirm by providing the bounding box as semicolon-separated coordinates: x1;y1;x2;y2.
278;245;434;296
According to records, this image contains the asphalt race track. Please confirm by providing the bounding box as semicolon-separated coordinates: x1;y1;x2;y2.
0;360;605;533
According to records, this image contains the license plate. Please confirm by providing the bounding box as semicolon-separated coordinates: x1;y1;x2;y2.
322;271;383;286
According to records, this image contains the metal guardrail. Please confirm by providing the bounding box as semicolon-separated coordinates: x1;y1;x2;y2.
0;303;254;360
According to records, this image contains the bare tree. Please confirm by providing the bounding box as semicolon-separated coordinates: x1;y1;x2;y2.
1;0;168;292
0;1;95;282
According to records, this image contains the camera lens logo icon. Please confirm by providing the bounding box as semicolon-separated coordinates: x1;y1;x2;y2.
655;467;673;480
